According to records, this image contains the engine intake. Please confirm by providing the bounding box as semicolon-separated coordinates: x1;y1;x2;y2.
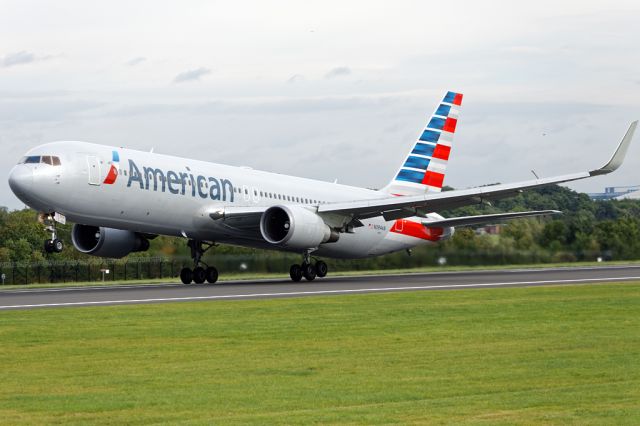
71;224;150;258
260;205;339;250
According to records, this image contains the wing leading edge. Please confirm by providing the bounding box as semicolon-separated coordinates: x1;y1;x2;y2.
319;121;638;223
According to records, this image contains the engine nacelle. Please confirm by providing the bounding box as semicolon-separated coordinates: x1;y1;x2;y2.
71;224;150;258
260;205;339;250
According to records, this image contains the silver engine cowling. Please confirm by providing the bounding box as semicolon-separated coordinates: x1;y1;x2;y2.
260;205;339;250
71;224;150;258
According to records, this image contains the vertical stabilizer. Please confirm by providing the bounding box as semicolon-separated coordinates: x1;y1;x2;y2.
382;91;463;196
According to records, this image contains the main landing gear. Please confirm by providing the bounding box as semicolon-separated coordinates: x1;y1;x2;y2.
289;252;328;282
41;213;64;254
180;240;218;285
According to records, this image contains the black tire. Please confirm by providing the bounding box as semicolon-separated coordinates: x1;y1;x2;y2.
315;260;328;278
44;240;54;253
180;267;193;284
289;264;303;282
205;267;219;284
53;239;64;253
193;266;206;284
302;263;316;281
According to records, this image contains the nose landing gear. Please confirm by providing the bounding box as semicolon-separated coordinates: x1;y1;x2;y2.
289;251;328;282
180;240;219;285
40;213;64;254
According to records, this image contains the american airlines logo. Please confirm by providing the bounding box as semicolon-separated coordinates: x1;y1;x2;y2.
126;159;235;202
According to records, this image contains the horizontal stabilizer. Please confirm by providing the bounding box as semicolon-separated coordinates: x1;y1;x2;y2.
422;210;561;228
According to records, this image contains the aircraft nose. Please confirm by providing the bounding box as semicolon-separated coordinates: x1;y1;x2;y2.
8;166;33;196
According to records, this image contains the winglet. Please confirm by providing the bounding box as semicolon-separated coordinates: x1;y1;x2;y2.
590;121;637;176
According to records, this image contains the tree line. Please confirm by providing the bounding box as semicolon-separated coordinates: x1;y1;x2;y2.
1;185;640;271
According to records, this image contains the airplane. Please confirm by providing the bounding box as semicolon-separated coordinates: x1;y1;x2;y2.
7;91;638;285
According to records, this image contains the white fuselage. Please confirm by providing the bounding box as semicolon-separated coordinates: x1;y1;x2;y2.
9;141;451;259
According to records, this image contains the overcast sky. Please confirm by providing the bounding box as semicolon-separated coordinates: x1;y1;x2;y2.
1;0;640;209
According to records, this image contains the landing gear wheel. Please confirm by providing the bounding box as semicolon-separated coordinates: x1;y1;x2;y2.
205;267;219;284
315;260;328;278
302;263;316;281
289;264;303;282
180;267;193;284
193;266;206;284
53;239;64;253
44;240;54;253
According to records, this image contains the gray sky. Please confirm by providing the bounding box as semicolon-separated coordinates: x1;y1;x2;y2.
2;0;640;209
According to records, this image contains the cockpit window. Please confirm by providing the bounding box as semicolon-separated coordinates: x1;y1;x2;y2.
22;156;41;164
18;155;62;166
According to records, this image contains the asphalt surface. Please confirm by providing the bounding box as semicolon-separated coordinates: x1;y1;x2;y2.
1;265;640;310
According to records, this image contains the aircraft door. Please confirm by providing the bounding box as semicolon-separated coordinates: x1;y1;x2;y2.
87;156;101;185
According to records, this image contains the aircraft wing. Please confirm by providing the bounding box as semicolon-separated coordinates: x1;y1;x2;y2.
422;210;561;228
318;121;637;223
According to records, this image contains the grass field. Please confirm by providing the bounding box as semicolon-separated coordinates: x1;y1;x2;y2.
1;283;639;424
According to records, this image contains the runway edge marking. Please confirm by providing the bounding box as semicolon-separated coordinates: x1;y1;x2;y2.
2;276;640;310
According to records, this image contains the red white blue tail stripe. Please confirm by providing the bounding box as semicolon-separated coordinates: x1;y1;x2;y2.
382;91;462;196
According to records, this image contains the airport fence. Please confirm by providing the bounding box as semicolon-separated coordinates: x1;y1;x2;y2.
0;248;607;286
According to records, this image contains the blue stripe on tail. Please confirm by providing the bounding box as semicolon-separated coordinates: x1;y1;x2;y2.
403;156;431;170
396;169;425;183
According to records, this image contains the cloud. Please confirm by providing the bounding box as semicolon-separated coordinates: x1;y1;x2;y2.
104;94;404;117
0;51;46;67
173;67;211;83
126;56;146;66
324;66;351;79
0;99;106;123
287;74;304;84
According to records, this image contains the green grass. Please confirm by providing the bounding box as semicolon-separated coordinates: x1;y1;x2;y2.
2;259;639;290
1;283;640;424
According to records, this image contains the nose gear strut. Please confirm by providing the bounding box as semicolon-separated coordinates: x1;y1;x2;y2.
39;212;64;254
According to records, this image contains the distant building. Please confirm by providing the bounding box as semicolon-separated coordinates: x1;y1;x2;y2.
588;186;640;200
615;190;640;200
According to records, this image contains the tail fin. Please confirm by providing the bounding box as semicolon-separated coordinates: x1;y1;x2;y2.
382;91;463;196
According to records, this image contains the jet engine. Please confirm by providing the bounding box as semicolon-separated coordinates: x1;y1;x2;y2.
260;205;339;250
71;224;150;258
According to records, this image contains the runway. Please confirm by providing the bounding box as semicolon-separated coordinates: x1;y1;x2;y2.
1;265;640;310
